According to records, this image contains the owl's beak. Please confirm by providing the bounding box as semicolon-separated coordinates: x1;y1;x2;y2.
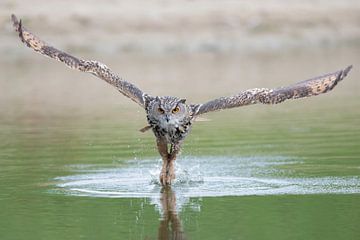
165;114;170;122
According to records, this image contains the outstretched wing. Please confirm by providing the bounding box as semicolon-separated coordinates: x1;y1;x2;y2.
194;65;352;115
11;14;147;108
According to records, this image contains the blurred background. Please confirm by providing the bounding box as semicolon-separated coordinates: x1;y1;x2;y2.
2;0;360;55
1;0;359;118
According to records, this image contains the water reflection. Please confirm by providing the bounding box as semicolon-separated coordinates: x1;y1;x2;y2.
158;187;186;240
51;156;360;237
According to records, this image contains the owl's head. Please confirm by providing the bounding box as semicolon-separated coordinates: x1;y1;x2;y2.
145;96;193;128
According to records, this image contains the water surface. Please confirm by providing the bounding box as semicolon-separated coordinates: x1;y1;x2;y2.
1;48;360;239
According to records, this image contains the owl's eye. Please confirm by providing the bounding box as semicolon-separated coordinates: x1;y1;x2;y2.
157;107;165;114
172;106;180;114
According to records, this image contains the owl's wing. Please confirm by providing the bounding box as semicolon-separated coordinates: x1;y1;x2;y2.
11;14;147;108
194;65;352;115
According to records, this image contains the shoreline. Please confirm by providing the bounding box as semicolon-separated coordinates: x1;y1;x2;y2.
1;0;360;55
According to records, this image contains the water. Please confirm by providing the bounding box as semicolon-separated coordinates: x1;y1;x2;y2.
55;157;360;199
1;48;360;239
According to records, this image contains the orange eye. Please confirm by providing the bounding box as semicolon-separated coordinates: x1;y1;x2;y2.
158;107;165;114
172;106;180;114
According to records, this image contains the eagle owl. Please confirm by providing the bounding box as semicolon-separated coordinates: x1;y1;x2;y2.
11;15;352;185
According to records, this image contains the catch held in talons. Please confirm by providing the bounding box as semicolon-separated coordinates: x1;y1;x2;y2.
11;14;352;186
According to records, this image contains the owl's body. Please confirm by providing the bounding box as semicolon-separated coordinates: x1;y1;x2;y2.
145;96;194;145
11;15;353;185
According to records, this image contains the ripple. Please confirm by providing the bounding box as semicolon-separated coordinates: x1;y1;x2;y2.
54;156;360;199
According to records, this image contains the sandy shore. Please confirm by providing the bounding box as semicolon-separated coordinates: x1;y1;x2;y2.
1;0;360;56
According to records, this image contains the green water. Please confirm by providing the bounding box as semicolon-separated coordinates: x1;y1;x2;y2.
1;48;360;239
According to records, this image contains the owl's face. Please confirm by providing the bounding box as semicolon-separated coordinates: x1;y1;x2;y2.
147;96;190;129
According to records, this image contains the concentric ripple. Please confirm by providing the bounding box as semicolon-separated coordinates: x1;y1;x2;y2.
54;156;360;199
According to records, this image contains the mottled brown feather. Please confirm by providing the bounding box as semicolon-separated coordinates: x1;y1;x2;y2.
11;14;146;107
11;14;352;117
195;65;352;115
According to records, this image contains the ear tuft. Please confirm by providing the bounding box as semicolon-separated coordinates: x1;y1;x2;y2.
179;98;186;104
142;94;154;109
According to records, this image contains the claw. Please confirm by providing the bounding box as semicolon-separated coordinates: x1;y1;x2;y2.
159;163;175;186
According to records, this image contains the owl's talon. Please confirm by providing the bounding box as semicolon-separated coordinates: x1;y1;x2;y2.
159;167;175;186
160;171;171;186
160;176;171;186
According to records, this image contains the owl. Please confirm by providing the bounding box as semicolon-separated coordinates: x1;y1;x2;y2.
11;15;352;185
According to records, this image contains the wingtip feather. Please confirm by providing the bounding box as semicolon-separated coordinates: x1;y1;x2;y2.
11;14;17;22
11;14;19;29
10;14;28;45
336;65;353;85
343;65;353;77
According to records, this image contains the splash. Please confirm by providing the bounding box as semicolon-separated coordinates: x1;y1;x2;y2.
54;156;360;200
